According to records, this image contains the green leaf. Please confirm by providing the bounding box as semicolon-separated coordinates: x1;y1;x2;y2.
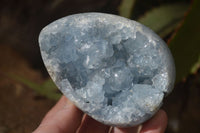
169;0;200;82
119;0;136;18
138;3;188;37
42;78;58;91
10;74;61;100
191;55;200;73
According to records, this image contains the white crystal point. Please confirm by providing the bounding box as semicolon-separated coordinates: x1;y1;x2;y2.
39;13;175;127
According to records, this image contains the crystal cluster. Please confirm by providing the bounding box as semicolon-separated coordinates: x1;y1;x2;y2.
39;13;175;127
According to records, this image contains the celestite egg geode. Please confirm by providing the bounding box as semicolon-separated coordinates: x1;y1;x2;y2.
39;13;175;127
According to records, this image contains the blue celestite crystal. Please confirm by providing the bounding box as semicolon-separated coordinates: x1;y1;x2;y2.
39;13;175;127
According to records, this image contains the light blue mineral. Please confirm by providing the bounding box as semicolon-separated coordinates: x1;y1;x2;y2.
39;13;175;127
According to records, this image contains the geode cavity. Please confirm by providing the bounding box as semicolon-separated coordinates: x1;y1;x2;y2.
39;13;175;127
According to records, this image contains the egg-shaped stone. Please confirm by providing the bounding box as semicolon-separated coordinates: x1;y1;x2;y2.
39;13;175;127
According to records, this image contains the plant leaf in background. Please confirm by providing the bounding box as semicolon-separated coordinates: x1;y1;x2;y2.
10;74;61;100
119;0;136;18
138;3;188;37
169;0;200;82
191;56;200;73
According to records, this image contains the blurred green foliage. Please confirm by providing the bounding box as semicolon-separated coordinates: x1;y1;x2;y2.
119;0;136;18
138;3;188;37
169;0;200;82
11;74;61;100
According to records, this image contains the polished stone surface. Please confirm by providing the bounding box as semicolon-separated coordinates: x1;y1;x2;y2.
39;13;175;127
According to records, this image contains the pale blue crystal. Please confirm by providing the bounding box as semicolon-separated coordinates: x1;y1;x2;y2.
39;13;175;127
